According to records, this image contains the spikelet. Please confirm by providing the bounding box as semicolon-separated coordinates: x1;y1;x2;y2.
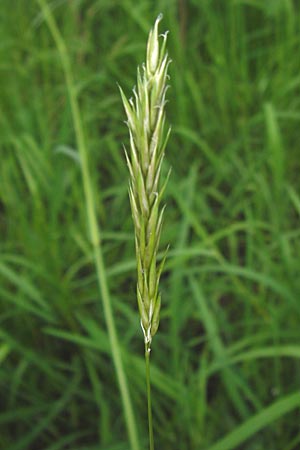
119;14;171;347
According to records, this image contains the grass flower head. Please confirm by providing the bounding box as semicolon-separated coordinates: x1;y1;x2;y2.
119;14;171;349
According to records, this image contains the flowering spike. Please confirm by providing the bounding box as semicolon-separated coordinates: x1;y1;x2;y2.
120;15;171;346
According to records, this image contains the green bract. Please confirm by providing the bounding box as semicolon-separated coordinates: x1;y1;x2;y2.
119;15;171;347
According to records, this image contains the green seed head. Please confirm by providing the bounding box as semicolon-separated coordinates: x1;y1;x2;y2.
120;15;171;346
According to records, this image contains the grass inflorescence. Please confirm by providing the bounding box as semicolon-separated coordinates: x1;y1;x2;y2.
120;15;171;449
119;14;171;349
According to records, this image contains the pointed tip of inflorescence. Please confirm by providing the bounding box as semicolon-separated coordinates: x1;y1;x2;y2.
146;14;164;75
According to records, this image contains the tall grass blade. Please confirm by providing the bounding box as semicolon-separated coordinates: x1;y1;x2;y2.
35;1;140;449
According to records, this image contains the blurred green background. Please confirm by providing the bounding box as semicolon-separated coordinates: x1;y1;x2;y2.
1;0;300;449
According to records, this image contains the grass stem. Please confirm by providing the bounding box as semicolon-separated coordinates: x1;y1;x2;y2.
145;343;154;450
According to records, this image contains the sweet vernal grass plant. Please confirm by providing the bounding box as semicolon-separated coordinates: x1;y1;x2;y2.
3;3;300;449
119;14;171;450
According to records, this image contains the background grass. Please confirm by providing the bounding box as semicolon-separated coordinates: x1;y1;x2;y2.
1;0;300;449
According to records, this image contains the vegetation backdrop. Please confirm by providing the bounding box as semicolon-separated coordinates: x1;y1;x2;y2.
1;1;300;449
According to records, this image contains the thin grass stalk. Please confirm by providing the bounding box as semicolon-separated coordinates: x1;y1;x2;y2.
120;14;171;450
36;2;140;449
145;342;154;450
